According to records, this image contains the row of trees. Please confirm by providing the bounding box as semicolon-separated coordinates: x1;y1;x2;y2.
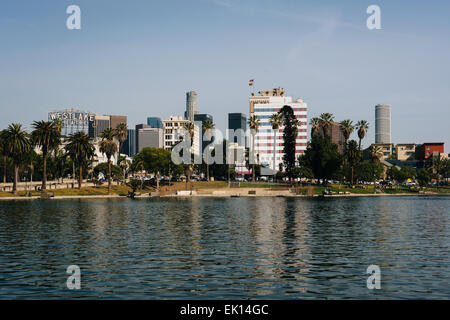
0;121;129;194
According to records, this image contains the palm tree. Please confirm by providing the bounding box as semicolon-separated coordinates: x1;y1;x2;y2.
369;144;383;192
99;127;118;194
310;117;321;137
319;113;334;137
182;121;195;182
248;115;260;182
356;120;369;150
269;113;282;172
346;140;360;185
3;124;31;194
31;121;61;191
201;120;215;181
0;130;8;185
114;122;128;155
339;119;354;150
65;132;95;189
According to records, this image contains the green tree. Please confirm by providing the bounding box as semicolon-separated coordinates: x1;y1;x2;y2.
346;140;360;185
31;120;61;191
319;113;334;137
138;148;172;190
339;119;354;154
417;169;430;188
302;134;342;186
94;162;121;180
65;132;95;189
356;161;383;183
99;127;118;194
115;122;128;154
3;124;32;194
310;117;321;137
280;105;298;181
356;120;369;150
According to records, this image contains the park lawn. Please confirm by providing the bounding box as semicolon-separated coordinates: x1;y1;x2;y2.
0;185;132;197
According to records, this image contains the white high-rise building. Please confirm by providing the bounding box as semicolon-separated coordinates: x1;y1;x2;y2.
163;116;200;156
249;88;308;171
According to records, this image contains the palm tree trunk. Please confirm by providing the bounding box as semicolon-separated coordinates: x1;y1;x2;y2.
108;159;111;194
252;133;256;182
156;172;160;191
42;150;47;191
351;167;354;186
206;164;210;181
13;164;18;194
78;165;82;189
358;138;362;151
273;130;276;172
252;164;255;182
3;156;7;185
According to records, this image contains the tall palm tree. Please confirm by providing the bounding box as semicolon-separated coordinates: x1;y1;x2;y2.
269;113;282;172
346;140;360;185
31;121;61;191
319;113;334;137
3;124;31;194
182;121;195;182
0;130;8;185
310;117;321;137
65;132;95;189
370;144;383;162
356;120;369;150
99;127;118;194
114;122;128;155
339;119;354;149
248;115;260;182
202;120;215;181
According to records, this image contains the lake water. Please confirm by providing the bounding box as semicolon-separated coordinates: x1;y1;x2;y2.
0;196;449;299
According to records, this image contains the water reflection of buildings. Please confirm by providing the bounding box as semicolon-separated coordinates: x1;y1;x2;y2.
251;198;311;295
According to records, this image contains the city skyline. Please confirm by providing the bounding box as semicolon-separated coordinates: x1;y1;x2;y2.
1;1;449;151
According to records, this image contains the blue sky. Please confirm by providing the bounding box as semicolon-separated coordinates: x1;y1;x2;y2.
0;0;449;150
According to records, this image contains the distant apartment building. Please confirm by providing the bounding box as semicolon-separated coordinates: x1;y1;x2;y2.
122;129;136;157
163;116;200;156
88;115;110;138
396;144;416;161
194;114;214;152
135;124;163;152
249;88;308;171
228;113;247;147
109;115;127;129
184;91;198;122
370;143;395;160
147;117;163;129
416;143;445;160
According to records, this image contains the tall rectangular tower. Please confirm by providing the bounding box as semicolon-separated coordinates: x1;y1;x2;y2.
185;91;198;122
249;88;308;171
375;104;391;144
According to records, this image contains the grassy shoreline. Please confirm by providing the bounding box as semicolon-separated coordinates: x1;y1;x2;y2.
0;182;449;199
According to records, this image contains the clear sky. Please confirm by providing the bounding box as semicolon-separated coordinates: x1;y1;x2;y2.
0;0;449;150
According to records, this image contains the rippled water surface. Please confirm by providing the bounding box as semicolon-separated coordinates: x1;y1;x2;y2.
0;196;449;299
